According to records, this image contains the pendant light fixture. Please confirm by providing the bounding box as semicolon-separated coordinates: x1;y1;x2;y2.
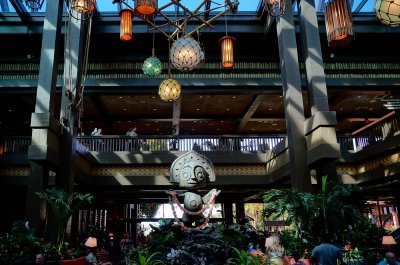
143;32;163;76
21;0;44;11
324;0;354;47
264;0;285;17
135;0;158;19
159;40;181;102
170;35;202;72
375;0;400;26
69;0;96;20
120;8;134;41
219;8;235;69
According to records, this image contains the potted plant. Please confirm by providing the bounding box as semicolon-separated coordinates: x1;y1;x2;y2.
35;188;93;253
343;244;363;265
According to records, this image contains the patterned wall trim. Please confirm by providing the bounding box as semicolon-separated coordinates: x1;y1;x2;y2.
91;165;267;176
337;152;400;175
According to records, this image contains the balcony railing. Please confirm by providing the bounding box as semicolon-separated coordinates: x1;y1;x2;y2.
1;114;399;155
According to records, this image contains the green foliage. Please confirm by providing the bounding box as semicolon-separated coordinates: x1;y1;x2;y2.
139;203;160;218
263;177;365;246
278;230;312;258
127;247;163;265
35;188;93;253
0;220;42;264
228;247;268;265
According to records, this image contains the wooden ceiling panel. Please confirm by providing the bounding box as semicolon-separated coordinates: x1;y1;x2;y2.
253;94;284;116
180;120;238;135
242;120;286;134
101;95;172;116
181;95;253;116
112;120;173;135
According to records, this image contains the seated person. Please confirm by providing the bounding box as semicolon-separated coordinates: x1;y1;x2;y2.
292;251;306;265
86;243;112;265
379;252;400;265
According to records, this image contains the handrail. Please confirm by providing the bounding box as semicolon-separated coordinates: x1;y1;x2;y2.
1;113;399;155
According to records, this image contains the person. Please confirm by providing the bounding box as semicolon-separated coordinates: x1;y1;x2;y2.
311;234;343;265
126;127;137;137
265;232;283;257
292;251;306;265
86;246;112;265
35;253;45;265
255;243;262;252
248;243;256;253
91;128;98;136
378;252;400;265
97;128;103;136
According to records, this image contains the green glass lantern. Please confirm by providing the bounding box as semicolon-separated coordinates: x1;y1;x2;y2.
142;55;162;76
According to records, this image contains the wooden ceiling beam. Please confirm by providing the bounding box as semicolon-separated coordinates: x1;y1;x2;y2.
235;95;264;133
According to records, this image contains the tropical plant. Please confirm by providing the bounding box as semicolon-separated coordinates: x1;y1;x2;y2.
263;176;365;246
127;247;163;265
228;247;268;265
0;221;42;265
35;188;93;253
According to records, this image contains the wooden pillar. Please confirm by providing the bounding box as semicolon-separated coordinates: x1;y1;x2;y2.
236;202;245;224
276;0;311;191
223;202;234;224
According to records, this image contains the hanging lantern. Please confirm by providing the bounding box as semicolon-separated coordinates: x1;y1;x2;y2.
143;55;162;76
219;36;235;69
159;79;181;102
21;0;44;11
264;0;285;17
324;0;354;47
120;9;134;41
69;0;95;20
170;35;202;72
135;0;158;19
375;0;400;26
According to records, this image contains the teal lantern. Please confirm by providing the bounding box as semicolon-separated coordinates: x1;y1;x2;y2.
142;55;162;76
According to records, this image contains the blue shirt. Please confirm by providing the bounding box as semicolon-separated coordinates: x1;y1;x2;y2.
378;260;400;265
311;243;342;265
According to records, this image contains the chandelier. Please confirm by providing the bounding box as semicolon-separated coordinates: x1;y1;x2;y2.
375;0;400;26
113;0;239;71
324;0;354;47
170;35;203;72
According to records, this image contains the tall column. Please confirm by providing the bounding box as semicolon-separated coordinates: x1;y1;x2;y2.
26;0;64;226
223;202;234;224
58;15;87;192
298;0;340;181
276;0;311;191
236;202;245;224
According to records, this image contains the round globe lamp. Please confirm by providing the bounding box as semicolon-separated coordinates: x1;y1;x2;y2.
375;0;400;26
143;55;162;76
170;35;202;72
159;79;181;102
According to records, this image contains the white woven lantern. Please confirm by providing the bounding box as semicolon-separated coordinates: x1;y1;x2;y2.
170;35;202;72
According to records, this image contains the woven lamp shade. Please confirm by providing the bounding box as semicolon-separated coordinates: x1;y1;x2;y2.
375;0;400;26
219;36;235;69
135;0;157;19
142;55;162;76
120;9;134;42
159;79;181;102
84;237;97;248
170;35;202;72
71;0;94;13
324;0;354;47
264;0;285;17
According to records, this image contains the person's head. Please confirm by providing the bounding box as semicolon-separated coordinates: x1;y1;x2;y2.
385;252;397;265
320;232;331;243
292;251;301;262
133;127;137;132
35;253;44;265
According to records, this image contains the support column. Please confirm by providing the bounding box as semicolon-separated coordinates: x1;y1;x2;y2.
58;15;87;192
223;202;234;224
26;0;64;226
298;0;340;181
236;202;245;224
276;0;311;191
